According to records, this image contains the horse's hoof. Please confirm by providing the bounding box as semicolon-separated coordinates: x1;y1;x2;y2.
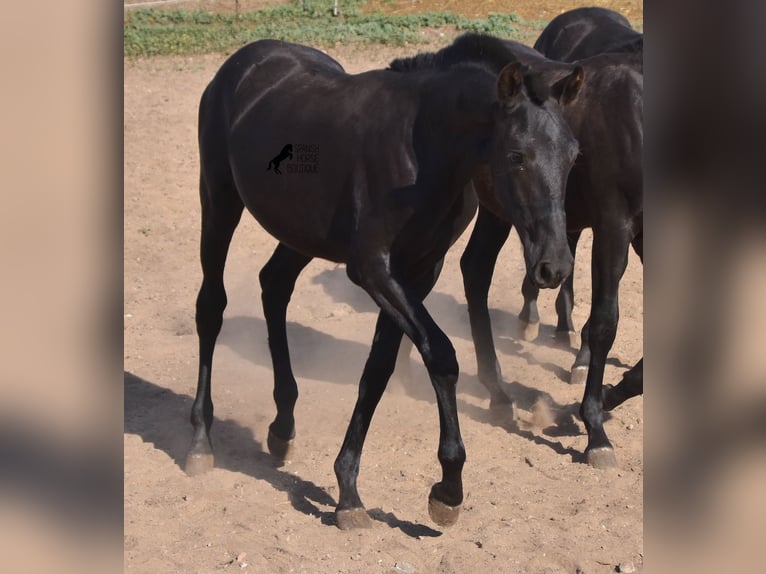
267;429;295;461
336;508;373;530
530;398;555;429
586;447;618;469
519;320;540;341
489;395;517;416
569;366;588;385
428;493;461;527
185;452;214;476
489;399;518;429
555;330;578;348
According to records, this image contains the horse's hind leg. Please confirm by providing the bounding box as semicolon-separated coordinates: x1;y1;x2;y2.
603;357;643;411
187;177;244;476
259;243;312;461
334;310;403;529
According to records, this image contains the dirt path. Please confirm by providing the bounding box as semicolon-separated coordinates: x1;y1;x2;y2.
124;39;643;573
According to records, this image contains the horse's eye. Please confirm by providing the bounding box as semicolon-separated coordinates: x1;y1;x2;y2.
508;151;525;165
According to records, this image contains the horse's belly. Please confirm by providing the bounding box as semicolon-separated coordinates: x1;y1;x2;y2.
240;186;352;263
252;214;349;262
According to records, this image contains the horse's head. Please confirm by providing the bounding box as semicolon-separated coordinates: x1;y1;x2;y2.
483;62;583;288
397;55;581;288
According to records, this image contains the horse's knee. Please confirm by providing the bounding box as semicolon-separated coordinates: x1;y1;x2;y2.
587;302;619;354
424;341;458;383
364;351;398;387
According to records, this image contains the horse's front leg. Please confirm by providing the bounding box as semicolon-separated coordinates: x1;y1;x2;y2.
518;272;541;340
599;230;644;410
554;230;582;347
570;317;591;384
577;228;642;387
342;256;465;528
580;227;631;468
459;207;513;408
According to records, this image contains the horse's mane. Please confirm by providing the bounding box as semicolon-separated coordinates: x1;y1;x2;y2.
389;33;552;105
388;51;441;72
389;33;528;73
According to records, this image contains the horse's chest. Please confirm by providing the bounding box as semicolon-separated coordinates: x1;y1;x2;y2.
390;188;477;270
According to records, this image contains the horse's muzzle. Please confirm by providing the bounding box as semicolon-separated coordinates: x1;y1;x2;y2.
532;257;571;289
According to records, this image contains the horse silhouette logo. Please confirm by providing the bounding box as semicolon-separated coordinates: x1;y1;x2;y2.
267;144;293;174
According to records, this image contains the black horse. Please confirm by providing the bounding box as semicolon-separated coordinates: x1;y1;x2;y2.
188;39;582;529
527;6;643;397
533;6;643;61
266;143;293;174
454;18;642;467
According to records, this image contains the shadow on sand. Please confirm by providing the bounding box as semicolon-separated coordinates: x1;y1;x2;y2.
124;371;442;538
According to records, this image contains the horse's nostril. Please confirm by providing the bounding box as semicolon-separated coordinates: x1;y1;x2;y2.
536;261;554;286
534;261;566;288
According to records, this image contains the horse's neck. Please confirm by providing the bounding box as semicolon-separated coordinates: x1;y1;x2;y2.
444;38;527;71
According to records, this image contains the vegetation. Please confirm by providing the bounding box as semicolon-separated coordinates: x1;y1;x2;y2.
124;0;527;57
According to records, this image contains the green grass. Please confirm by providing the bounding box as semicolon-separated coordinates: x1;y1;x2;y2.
124;0;526;57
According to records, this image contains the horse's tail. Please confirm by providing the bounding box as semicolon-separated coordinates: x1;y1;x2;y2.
266;160;273;171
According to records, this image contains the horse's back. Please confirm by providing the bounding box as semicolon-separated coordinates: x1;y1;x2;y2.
198;40;426;262
535;9;643;230
198;42;344;167
199;40;344;136
534;7;641;62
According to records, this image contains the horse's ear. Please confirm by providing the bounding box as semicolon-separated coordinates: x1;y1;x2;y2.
497;62;524;102
553;65;584;105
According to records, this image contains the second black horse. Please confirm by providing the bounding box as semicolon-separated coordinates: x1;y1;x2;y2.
457;12;643;468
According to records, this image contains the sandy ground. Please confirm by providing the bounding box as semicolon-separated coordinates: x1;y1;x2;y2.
124;37;643;574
